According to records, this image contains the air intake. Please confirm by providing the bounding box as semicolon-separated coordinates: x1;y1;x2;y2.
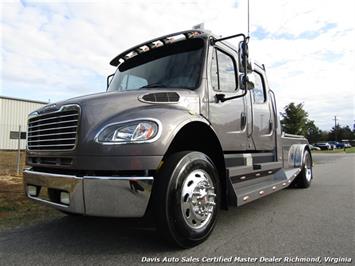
141;92;180;103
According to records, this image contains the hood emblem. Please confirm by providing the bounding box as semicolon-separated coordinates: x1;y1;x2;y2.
38;103;58;114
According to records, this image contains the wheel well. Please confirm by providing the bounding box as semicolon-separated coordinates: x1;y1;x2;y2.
305;145;313;163
165;122;228;209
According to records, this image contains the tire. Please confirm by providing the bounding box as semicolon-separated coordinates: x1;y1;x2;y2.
291;150;313;188
59;210;82;216
152;151;220;248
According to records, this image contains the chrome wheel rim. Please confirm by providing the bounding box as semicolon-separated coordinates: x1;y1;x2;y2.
305;153;312;182
180;169;216;230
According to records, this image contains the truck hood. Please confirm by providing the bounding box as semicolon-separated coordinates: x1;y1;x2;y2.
33;89;200;152
36;89;200;118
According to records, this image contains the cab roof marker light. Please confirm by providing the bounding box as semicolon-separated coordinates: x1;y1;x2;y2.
163;37;174;44
186;31;201;38
167;34;187;43
137;45;150;53
149;40;164;49
123;51;138;60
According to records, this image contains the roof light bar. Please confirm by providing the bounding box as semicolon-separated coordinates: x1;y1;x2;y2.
110;30;204;66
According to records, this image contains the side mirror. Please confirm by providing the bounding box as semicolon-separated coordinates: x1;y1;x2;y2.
107;73;114;89
238;41;253;73
239;73;255;90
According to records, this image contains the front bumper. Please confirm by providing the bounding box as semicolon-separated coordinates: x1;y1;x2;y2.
23;169;153;217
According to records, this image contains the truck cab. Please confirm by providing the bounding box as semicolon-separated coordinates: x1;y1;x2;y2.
24;29;313;248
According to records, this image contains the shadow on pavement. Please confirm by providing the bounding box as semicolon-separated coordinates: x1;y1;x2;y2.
0;215;179;256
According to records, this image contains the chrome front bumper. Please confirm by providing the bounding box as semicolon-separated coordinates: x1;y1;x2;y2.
23;169;153;217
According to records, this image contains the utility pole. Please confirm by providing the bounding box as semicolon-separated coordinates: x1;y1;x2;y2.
333;116;338;141
333;115;337;128
16;125;21;175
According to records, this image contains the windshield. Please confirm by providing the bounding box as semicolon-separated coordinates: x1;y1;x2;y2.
108;38;205;91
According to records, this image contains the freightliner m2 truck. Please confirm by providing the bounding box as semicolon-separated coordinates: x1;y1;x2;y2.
24;30;313;248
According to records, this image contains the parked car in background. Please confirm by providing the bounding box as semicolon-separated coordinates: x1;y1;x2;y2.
314;142;331;150
309;144;321;151
341;140;352;148
328;141;345;149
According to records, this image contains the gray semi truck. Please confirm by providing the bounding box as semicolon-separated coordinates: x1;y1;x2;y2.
24;29;313;248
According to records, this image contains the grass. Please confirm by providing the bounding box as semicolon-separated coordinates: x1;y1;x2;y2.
0;151;62;231
312;147;355;154
0;150;27;176
0;175;62;231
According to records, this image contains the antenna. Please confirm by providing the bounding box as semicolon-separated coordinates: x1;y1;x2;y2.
247;0;250;37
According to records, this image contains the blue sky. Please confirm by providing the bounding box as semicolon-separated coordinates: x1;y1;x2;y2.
0;0;354;130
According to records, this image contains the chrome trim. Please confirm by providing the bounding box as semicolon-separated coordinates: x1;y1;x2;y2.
236;167;302;207
29;119;79;129
24;169;80;179
23;169;84;214
28;138;76;143
28;125;77;134
83;175;153;181
29;113;78;124
27;104;81;152
28;131;76;138
94;118;163;145
28;104;80;119
180;169;216;230
282;132;306;139
28;196;70;209
27;144;75;148
23;169;153;217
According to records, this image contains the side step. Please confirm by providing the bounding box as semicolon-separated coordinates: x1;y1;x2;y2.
227;162;301;206
236;175;291;206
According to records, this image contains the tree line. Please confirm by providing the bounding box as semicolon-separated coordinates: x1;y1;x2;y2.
280;103;354;143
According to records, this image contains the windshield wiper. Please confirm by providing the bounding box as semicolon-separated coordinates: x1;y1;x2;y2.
138;83;169;89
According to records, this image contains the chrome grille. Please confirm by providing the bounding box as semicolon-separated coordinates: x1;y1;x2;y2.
28;105;80;151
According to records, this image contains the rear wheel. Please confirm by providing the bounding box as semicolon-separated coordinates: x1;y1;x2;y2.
152;151;220;248
292;150;313;188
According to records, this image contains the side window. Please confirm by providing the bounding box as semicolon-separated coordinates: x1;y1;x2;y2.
210;49;237;92
253;72;266;104
120;74;147;90
210;50;219;90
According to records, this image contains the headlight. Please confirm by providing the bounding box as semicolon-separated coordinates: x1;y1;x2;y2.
96;120;160;144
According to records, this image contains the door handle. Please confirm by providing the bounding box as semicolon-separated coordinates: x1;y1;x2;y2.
215;94;226;103
268;120;273;133
241;112;247;130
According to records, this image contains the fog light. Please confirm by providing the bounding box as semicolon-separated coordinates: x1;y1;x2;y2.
28;185;37;196
60;192;70;205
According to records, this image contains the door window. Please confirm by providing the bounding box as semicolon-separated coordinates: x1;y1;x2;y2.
253;72;266;103
210;49;237;92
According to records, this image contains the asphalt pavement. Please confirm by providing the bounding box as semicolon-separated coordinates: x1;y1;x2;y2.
0;153;354;265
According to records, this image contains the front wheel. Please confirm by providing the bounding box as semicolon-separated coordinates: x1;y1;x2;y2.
152;151;220;248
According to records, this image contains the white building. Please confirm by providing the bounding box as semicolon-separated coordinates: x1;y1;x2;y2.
0;96;47;150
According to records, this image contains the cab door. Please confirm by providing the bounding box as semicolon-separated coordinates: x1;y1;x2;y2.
251;68;275;151
207;44;249;151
